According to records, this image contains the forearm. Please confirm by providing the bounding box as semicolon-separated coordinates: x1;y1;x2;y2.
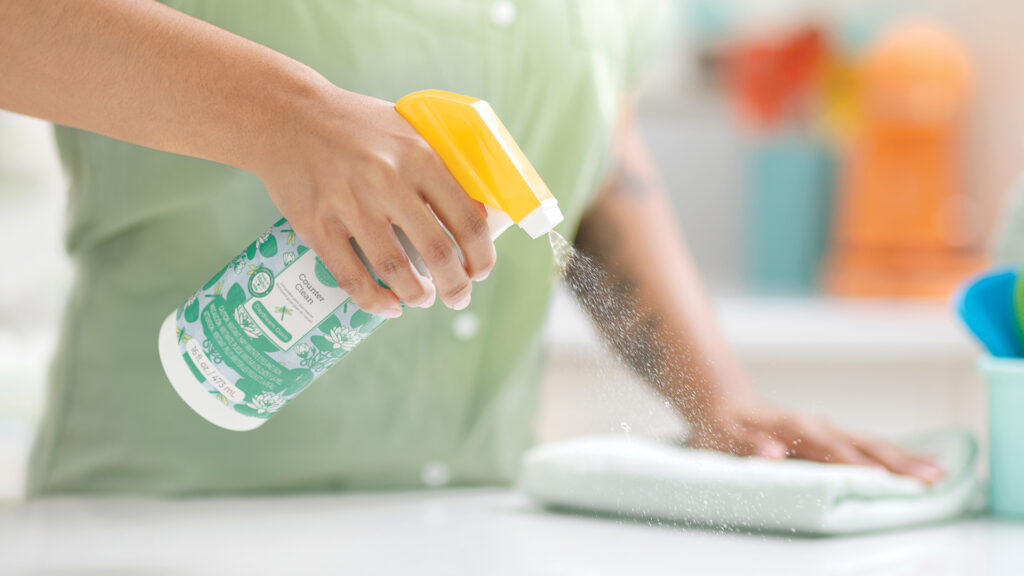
0;0;329;173
571;106;753;424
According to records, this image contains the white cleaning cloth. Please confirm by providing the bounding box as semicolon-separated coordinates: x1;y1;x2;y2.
518;429;980;535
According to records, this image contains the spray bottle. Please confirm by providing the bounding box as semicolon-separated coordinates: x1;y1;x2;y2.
158;90;564;430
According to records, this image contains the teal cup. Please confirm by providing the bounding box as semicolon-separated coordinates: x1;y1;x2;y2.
979;355;1024;518
742;133;836;294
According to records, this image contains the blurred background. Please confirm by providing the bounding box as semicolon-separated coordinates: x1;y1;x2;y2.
2;0;1021;500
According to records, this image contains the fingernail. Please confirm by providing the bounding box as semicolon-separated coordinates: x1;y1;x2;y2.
758;443;787;460
380;308;402;319
452;294;471;311
410;292;435;308
913;464;944;483
472;269;491;282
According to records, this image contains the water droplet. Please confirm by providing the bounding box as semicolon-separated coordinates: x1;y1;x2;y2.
620;421;631;433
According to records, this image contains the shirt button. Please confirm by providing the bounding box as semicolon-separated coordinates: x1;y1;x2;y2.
452;311;480;340
490;1;517;27
421;460;451;487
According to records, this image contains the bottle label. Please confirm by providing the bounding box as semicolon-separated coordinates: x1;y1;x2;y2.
173;218;387;420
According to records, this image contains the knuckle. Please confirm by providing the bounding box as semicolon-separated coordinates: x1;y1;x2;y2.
441;281;471;303
397;135;436;169
425;238;458;265
373;255;406;279
462;212;490;240
358;157;399;189
335;272;368;297
319;216;351;244
411;135;436;157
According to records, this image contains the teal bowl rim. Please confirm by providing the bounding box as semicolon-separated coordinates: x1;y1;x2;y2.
978;354;1024;376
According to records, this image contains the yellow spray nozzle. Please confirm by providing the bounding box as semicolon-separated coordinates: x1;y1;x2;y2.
396;90;563;239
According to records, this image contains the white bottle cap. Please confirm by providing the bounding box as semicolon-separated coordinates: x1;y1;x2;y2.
516;199;565;239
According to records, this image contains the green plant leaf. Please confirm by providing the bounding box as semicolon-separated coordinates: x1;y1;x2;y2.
235;378;263;398
350;309;385;334
233;403;259;418
280;368;314;396
349;309;371;328
311;335;333;353
318;315;341;334
314;257;338;288
248;335;279;354
225;283;246;311
258;234;278;258
183;297;200;323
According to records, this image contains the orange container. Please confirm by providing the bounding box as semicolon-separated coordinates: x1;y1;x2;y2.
826;23;985;298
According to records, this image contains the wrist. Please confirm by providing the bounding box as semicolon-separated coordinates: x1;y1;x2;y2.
233;60;337;178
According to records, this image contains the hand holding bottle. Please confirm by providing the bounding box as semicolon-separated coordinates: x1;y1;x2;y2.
256;88;497;316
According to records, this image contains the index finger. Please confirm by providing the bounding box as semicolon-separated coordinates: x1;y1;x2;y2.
852;436;945;485
418;159;497;282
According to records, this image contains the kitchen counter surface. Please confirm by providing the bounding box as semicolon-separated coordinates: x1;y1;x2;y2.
1;489;1020;575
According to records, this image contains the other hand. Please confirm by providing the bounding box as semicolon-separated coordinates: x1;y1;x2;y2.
686;401;945;484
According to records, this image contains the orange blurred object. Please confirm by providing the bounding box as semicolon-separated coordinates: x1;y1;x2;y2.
825;23;986;298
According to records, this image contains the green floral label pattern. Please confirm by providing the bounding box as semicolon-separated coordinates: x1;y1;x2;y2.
175;218;387;419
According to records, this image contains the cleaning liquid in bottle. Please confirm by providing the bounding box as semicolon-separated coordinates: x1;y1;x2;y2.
158;90;564;431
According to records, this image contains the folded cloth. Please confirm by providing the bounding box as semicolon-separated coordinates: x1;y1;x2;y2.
518;429;980;535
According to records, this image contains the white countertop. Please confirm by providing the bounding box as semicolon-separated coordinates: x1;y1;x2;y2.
1;489;1020;575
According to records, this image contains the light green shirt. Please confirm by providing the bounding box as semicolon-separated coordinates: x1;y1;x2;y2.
29;0;668;495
